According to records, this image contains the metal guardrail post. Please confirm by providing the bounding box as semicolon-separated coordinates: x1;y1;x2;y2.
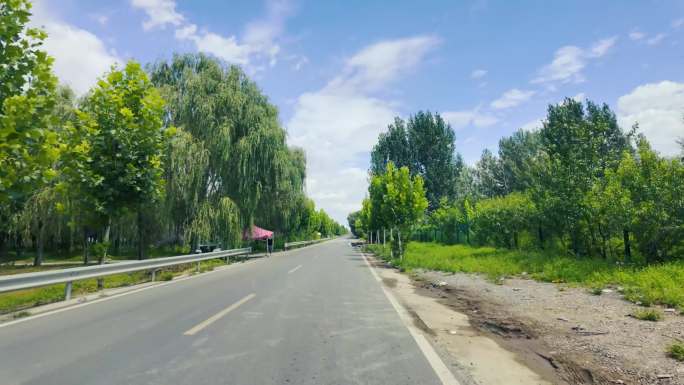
151;270;156;282
65;281;72;301
196;261;200;273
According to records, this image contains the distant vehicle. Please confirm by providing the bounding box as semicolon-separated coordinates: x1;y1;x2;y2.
196;243;221;253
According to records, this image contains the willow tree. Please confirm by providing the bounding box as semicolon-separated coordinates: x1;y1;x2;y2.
148;53;307;246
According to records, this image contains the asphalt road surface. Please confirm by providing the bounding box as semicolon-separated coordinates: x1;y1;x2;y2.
0;238;455;385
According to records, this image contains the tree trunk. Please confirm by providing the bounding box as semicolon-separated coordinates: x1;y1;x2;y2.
83;229;90;265
98;218;111;290
137;210;145;260
33;221;45;267
390;228;394;259
623;228;631;263
15;234;23;260
513;231;519;249
398;229;403;261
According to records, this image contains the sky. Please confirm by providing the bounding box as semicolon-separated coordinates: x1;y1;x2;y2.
30;0;684;225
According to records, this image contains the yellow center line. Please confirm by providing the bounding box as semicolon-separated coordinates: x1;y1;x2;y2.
183;293;256;336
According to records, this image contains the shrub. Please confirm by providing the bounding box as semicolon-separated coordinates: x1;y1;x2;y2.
632;308;662;321
667;343;684;361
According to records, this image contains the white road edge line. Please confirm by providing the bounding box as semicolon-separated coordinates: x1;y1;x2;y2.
0;258;262;329
287;264;302;274
361;252;461;385
183;293;256;336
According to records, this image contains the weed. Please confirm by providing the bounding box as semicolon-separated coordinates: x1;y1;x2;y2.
667;343;684;361
12;311;31;319
590;287;603;295
160;272;174;281
632;308;663;321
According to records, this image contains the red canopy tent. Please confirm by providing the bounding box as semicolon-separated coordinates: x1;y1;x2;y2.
243;225;273;241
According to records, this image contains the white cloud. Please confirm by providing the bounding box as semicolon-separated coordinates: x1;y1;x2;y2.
520;118;544;132
291;55;309;71
490;88;535;109
617;81;684;157
287;36;439;223
185;30;251;65
590;36;617;57
130;0;184;30
672;18;684;29
532;36;616;85
442;110;498;129
94;14;109;26
629;31;645;41
646;33;667;45
470;69;487;79
572;92;586;102
327;36;440;93
131;0;291;71
31;1;121;95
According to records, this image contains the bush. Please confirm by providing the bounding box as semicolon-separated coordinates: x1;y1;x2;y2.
668;343;684;361
632;308;662;321
160;272;174;281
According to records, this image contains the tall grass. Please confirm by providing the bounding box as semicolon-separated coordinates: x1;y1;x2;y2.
367;242;684;310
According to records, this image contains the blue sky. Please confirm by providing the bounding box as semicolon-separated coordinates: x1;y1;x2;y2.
32;0;684;224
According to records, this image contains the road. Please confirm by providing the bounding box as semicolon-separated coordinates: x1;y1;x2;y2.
0;238;454;385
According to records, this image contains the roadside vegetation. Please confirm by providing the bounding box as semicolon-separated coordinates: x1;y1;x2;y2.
668;343;684;362
0;257;233;314
351;98;683;316
367;242;684;310
0;0;345;272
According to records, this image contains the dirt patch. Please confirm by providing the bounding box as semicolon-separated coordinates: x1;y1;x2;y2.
365;254;564;385
416;270;684;385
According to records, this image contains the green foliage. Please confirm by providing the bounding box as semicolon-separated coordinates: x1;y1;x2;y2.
64;61;167;224
365;162;428;256
0;0;59;211
159;271;174;281
370;241;684;309
473;192;536;248
631;308;662;322
370;111;461;210
668;343;684;361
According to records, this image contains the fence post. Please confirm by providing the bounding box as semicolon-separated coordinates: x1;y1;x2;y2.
65;281;73;301
196;261;200;273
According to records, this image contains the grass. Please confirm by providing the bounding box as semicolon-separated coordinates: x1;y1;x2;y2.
632;308;663;321
668;343;684;361
366;242;684;310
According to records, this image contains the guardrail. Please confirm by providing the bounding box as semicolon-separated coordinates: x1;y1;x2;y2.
283;237;330;250
0;247;252;301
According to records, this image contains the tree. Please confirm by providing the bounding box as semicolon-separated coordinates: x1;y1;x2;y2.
474;149;506;198
148;54;310;245
498;129;541;193
536;98;632;255
63;61;167;263
369;162;428;257
347;210;362;237
369;111;460;210
370;118;412;174
0;0;59;215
